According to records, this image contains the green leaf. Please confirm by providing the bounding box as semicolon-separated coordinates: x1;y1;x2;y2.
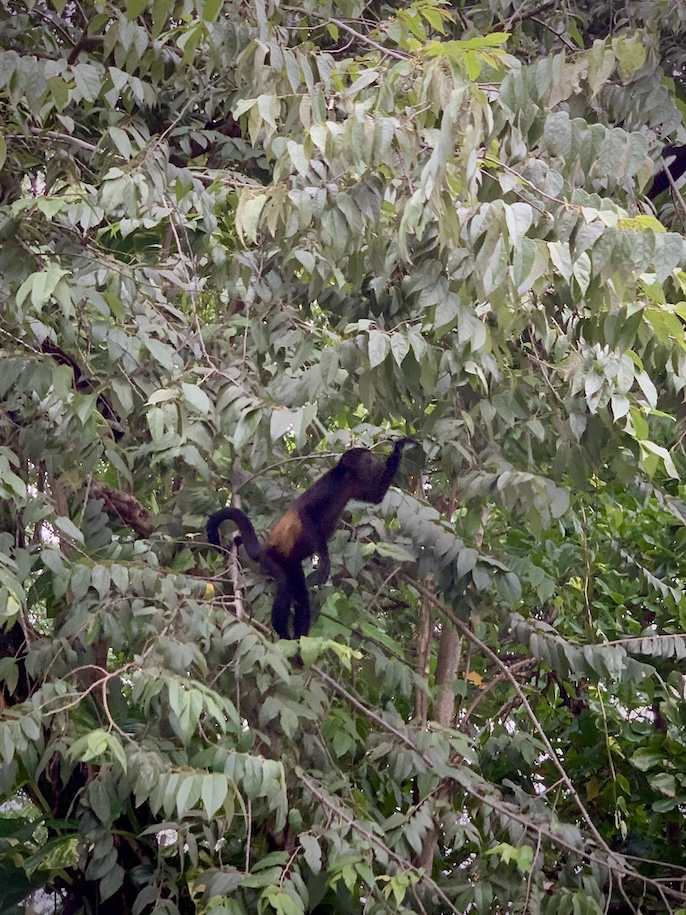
125;0;148;16
25;835;79;873
234;407;262;450
369;542;414;562
178;22;205;65
236;191;268;243
99;864;125;902
630;748;663;771
504;202;533;247
298;636;323;667
54;516;85;543
181;382;212;415
144;337;176;371
68;730;127;771
109;125;133;158
176;773;202;818
456;548;478;579
649;772;676;797
434;293;460;331
202;0;222;22
548;241;573;281
652;797;681;813
257;94;278;133
299;834;322;873
72;63;103;102
368;330;391;368
390;333;410;366
640;440;679;479
16;267;66;308
202;772;229;818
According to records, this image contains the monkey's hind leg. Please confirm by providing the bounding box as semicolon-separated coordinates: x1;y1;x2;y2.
289;562;312;638
263;558;294;639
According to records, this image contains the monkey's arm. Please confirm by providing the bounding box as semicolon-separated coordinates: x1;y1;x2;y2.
298;514;331;585
361;437;417;504
312;546;330;586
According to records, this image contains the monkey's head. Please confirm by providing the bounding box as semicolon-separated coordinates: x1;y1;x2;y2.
336;447;375;472
336;448;390;501
336;438;417;469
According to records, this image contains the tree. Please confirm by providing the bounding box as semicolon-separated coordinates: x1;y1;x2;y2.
2;0;686;911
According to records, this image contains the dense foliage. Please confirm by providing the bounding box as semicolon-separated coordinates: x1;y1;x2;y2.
2;0;686;912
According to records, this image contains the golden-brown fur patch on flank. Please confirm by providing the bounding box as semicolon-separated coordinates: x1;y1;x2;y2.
266;510;303;557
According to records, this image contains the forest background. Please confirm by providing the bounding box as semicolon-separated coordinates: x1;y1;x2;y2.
2;0;686;912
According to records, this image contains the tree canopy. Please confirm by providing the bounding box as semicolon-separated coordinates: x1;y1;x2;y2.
2;0;686;912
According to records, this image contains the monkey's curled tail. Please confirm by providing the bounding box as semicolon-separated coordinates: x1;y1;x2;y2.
206;507;264;562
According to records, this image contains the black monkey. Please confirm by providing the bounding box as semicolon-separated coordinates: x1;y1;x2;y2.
648;144;686;199
207;438;417;639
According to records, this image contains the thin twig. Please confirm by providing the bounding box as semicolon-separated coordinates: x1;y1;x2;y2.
285;8;409;62
505;0;557;27
530;16;577;50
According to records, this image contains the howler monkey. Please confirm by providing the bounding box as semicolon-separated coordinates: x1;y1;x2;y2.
207;438;417;639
